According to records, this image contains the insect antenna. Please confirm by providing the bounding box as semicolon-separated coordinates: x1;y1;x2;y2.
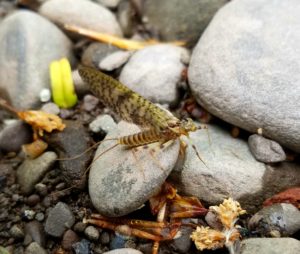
186;136;209;169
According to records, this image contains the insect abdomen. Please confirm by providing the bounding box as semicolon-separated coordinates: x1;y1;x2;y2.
118;129;162;147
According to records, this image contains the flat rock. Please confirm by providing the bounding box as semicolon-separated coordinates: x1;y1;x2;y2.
188;0;300;152
248;134;286;163
248;203;300;236
39;0;122;36
142;0;227;46
0;10;74;109
17;151;57;195
103;249;143;254
99;50;132;71
89;121;180;217
240;238;300;254
45;202;75;237
169;124;300;212
120;45;189;105
0;120;32;153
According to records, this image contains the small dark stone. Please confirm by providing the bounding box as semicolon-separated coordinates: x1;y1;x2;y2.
99;231;110;245
72;239;91;254
73;222;87;233
26;194;40;207
9;224;24;239
62;229;79;251
35;183;48;196
35;212;45;222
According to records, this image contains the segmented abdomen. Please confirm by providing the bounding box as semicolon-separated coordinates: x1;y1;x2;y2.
118;129;163;147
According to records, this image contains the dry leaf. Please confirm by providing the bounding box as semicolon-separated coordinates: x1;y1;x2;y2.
263;187;300;209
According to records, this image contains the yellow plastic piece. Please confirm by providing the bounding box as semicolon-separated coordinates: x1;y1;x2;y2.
50;58;78;108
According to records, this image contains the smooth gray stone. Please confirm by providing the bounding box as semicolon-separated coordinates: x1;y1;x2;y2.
189;0;300;152
89;121;180;217
0;10;74;108
120;45;189;106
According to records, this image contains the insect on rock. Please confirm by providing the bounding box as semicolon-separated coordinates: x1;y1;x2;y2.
78;65;208;216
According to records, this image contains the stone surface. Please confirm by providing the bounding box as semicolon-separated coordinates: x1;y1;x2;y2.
143;0;227;46
44;120;93;189
89;114;117;134
9;224;24;239
0;10;74;109
0;120;32;153
25;242;47;254
120;45;189;105
24;221;46;247
62;229;79;251
96;0;121;9
248;134;286;163
17;152;57;195
72;239;91;254
248;203;300;236
39;0;122;36
89;121;180;217
99;50;132;71
169;124;300;212
103;249;143;254
84;226;99;241
45;202;75;237
240;238;300;254
188;0;300;152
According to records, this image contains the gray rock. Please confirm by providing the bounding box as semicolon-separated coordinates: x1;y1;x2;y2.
143;0;227;46
17;151;57;195
25;242;47;254
89;114;117;134
72;239;91;254
9;224;24;239
39;0;122;36
99;50;132;71
24;221;46;247
103;249;143;254
81;42;119;68
89;121;180;216
240;238;300;254
41;102;60;115
188;0;300;153
96;0;121;9
169;223;193;253
0;120;32;153
117;0;137;37
84;225;99;241
82;94;99;112
169;124;300;212
44;120;93;189
248;203;300;237
120;45;189;105
45;202;75;237
0;10;74;109
248;134;286;163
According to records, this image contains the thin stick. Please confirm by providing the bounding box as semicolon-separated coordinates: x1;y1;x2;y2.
0;98;19;115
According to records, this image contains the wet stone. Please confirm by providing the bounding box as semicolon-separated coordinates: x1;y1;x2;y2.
45;202;75;237
88;121;180;217
89;114;117;134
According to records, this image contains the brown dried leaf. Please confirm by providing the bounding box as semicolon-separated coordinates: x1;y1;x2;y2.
263;187;300;209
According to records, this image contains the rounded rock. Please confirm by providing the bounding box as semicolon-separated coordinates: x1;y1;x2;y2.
120;45;190;105
9;224;24;239
39;0;122;36
99;50;132;71
248;203;300;236
248;134;286;163
0;10;74;109
25;242;47;254
62;229;79;251
84;226;100;241
188;0;300;153
89;121;180;217
103;248;143;254
45;202;75;237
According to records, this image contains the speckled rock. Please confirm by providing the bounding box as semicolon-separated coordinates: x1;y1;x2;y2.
103;248;143;254
240;238;300;254
17;152;57;195
248;203;300;237
120;45;190;105
248;134;286;163
45;202;75;237
143;0;228;46
188;0;300;152
89;121;180;217
39;0;122;36
0;10;74;109
99;50;132;71
169;124;300;212
0;120;32;153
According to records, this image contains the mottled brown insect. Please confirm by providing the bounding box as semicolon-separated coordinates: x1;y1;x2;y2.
78;66;206;155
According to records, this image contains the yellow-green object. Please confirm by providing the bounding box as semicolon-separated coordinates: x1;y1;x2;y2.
50;58;78;108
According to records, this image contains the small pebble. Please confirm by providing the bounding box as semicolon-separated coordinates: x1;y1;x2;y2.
41;102;60;115
55;182;66;190
84;225;100;241
72;239;91;254
82;94;100;112
35;183;48;196
62;229;79;251
73;222;87;233
100;231;110;245
12;194;22;202
39;89;51;102
26;194;40;207
25;242;47;254
35;212;45;222
89;114;117;134
9;224;24;239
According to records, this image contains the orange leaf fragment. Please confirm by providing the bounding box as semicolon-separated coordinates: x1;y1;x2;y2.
17;110;65;139
263;187;300;209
